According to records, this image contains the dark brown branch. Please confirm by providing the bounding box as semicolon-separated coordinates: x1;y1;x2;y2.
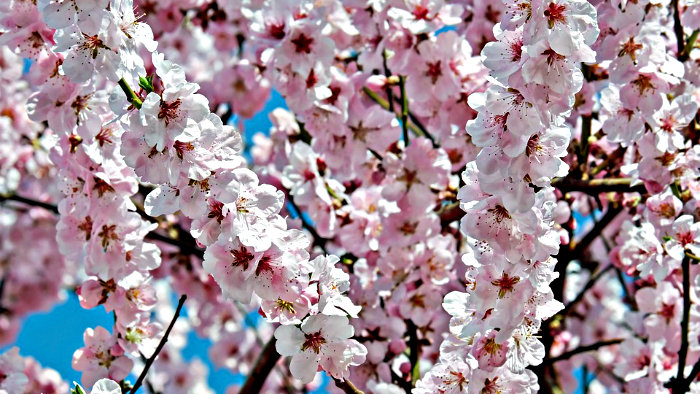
552;177;646;195
144;231;204;259
557;265;614;317
437;179;638;229
577;113;593;174
239;337;281;394
0;194;58;214
438;202;464;228
546;338;624;364
684;359;700;389
671;256;693;394
406;320;420;387
130;294;187;393
570;204;623;257
673;0;687;59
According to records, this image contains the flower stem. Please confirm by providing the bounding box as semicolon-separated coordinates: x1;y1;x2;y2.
118;77;143;109
362;88;427;141
399;76;409;146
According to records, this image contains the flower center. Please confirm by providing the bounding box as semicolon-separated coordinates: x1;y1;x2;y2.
544;2;567;28
291;33;314;54
98;224;119;249
173;140;195;160
276;298;296;314
618;37;643;63
207;200;225;223
230;246;254;270
487;204;511;223
158;99;181;126
632;74;655;96
93;177;115;197
267;22;286;39
78;216;93;241
426;61;442;84
302;331;326;354
412;5;430;20
491;272;520;298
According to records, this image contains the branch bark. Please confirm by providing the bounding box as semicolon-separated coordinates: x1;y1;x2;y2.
0;194;58;213
239;337;281;394
130;294;187;393
552;177;646;195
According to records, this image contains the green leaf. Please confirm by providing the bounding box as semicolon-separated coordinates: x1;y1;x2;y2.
71;382;86;394
671;182;682;199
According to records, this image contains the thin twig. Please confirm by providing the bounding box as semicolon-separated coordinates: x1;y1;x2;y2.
0;193;205;259
382;50;394;113
287;196;329;254
130;294;187;393
361;87;425;138
680;30;700;61
578;113;593;174
546;338;624;364
333;377;365;394
399;76;409;145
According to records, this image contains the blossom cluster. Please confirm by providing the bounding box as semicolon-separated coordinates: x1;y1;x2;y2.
415;0;600;391
2;0;700;393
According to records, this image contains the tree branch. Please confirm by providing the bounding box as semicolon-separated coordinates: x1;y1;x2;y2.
673;0;687;59
0;194;58;214
239;336;281;394
382;50;395;113
406;320;420;387
674;256;693;394
557;264;614;317
546;338;624;364
130;294;187;393
570;205;623;257
552;177;646;195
